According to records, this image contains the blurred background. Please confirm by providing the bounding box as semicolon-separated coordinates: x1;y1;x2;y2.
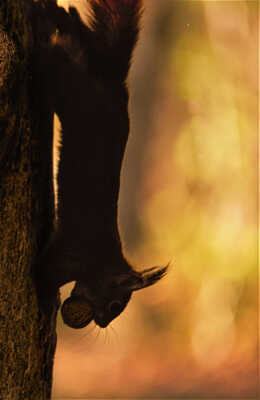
52;1;259;398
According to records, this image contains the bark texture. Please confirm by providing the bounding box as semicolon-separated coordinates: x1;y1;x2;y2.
0;1;58;399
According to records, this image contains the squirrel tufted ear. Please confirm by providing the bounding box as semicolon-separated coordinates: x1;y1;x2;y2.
112;264;169;291
131;265;169;291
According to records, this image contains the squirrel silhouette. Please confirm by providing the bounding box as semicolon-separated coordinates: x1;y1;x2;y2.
34;0;167;328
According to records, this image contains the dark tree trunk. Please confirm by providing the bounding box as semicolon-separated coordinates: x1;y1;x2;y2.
0;1;58;398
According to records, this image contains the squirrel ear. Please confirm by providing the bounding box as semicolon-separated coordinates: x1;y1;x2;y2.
112;265;168;291
131;265;169;291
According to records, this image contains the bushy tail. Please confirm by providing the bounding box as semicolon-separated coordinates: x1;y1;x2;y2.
87;0;142;79
44;0;142;81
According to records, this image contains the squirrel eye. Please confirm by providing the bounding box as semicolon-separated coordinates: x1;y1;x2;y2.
108;300;122;314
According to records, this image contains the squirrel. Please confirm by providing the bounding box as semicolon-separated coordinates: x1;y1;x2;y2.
33;0;167;328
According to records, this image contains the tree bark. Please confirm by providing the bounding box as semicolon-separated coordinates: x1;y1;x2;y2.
0;1;58;398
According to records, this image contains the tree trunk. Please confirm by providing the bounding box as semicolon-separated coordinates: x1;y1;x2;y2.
0;1;58;398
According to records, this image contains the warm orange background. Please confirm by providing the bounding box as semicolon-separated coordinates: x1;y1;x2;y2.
52;1;259;398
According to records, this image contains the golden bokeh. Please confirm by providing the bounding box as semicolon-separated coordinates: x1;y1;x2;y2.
53;1;259;398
